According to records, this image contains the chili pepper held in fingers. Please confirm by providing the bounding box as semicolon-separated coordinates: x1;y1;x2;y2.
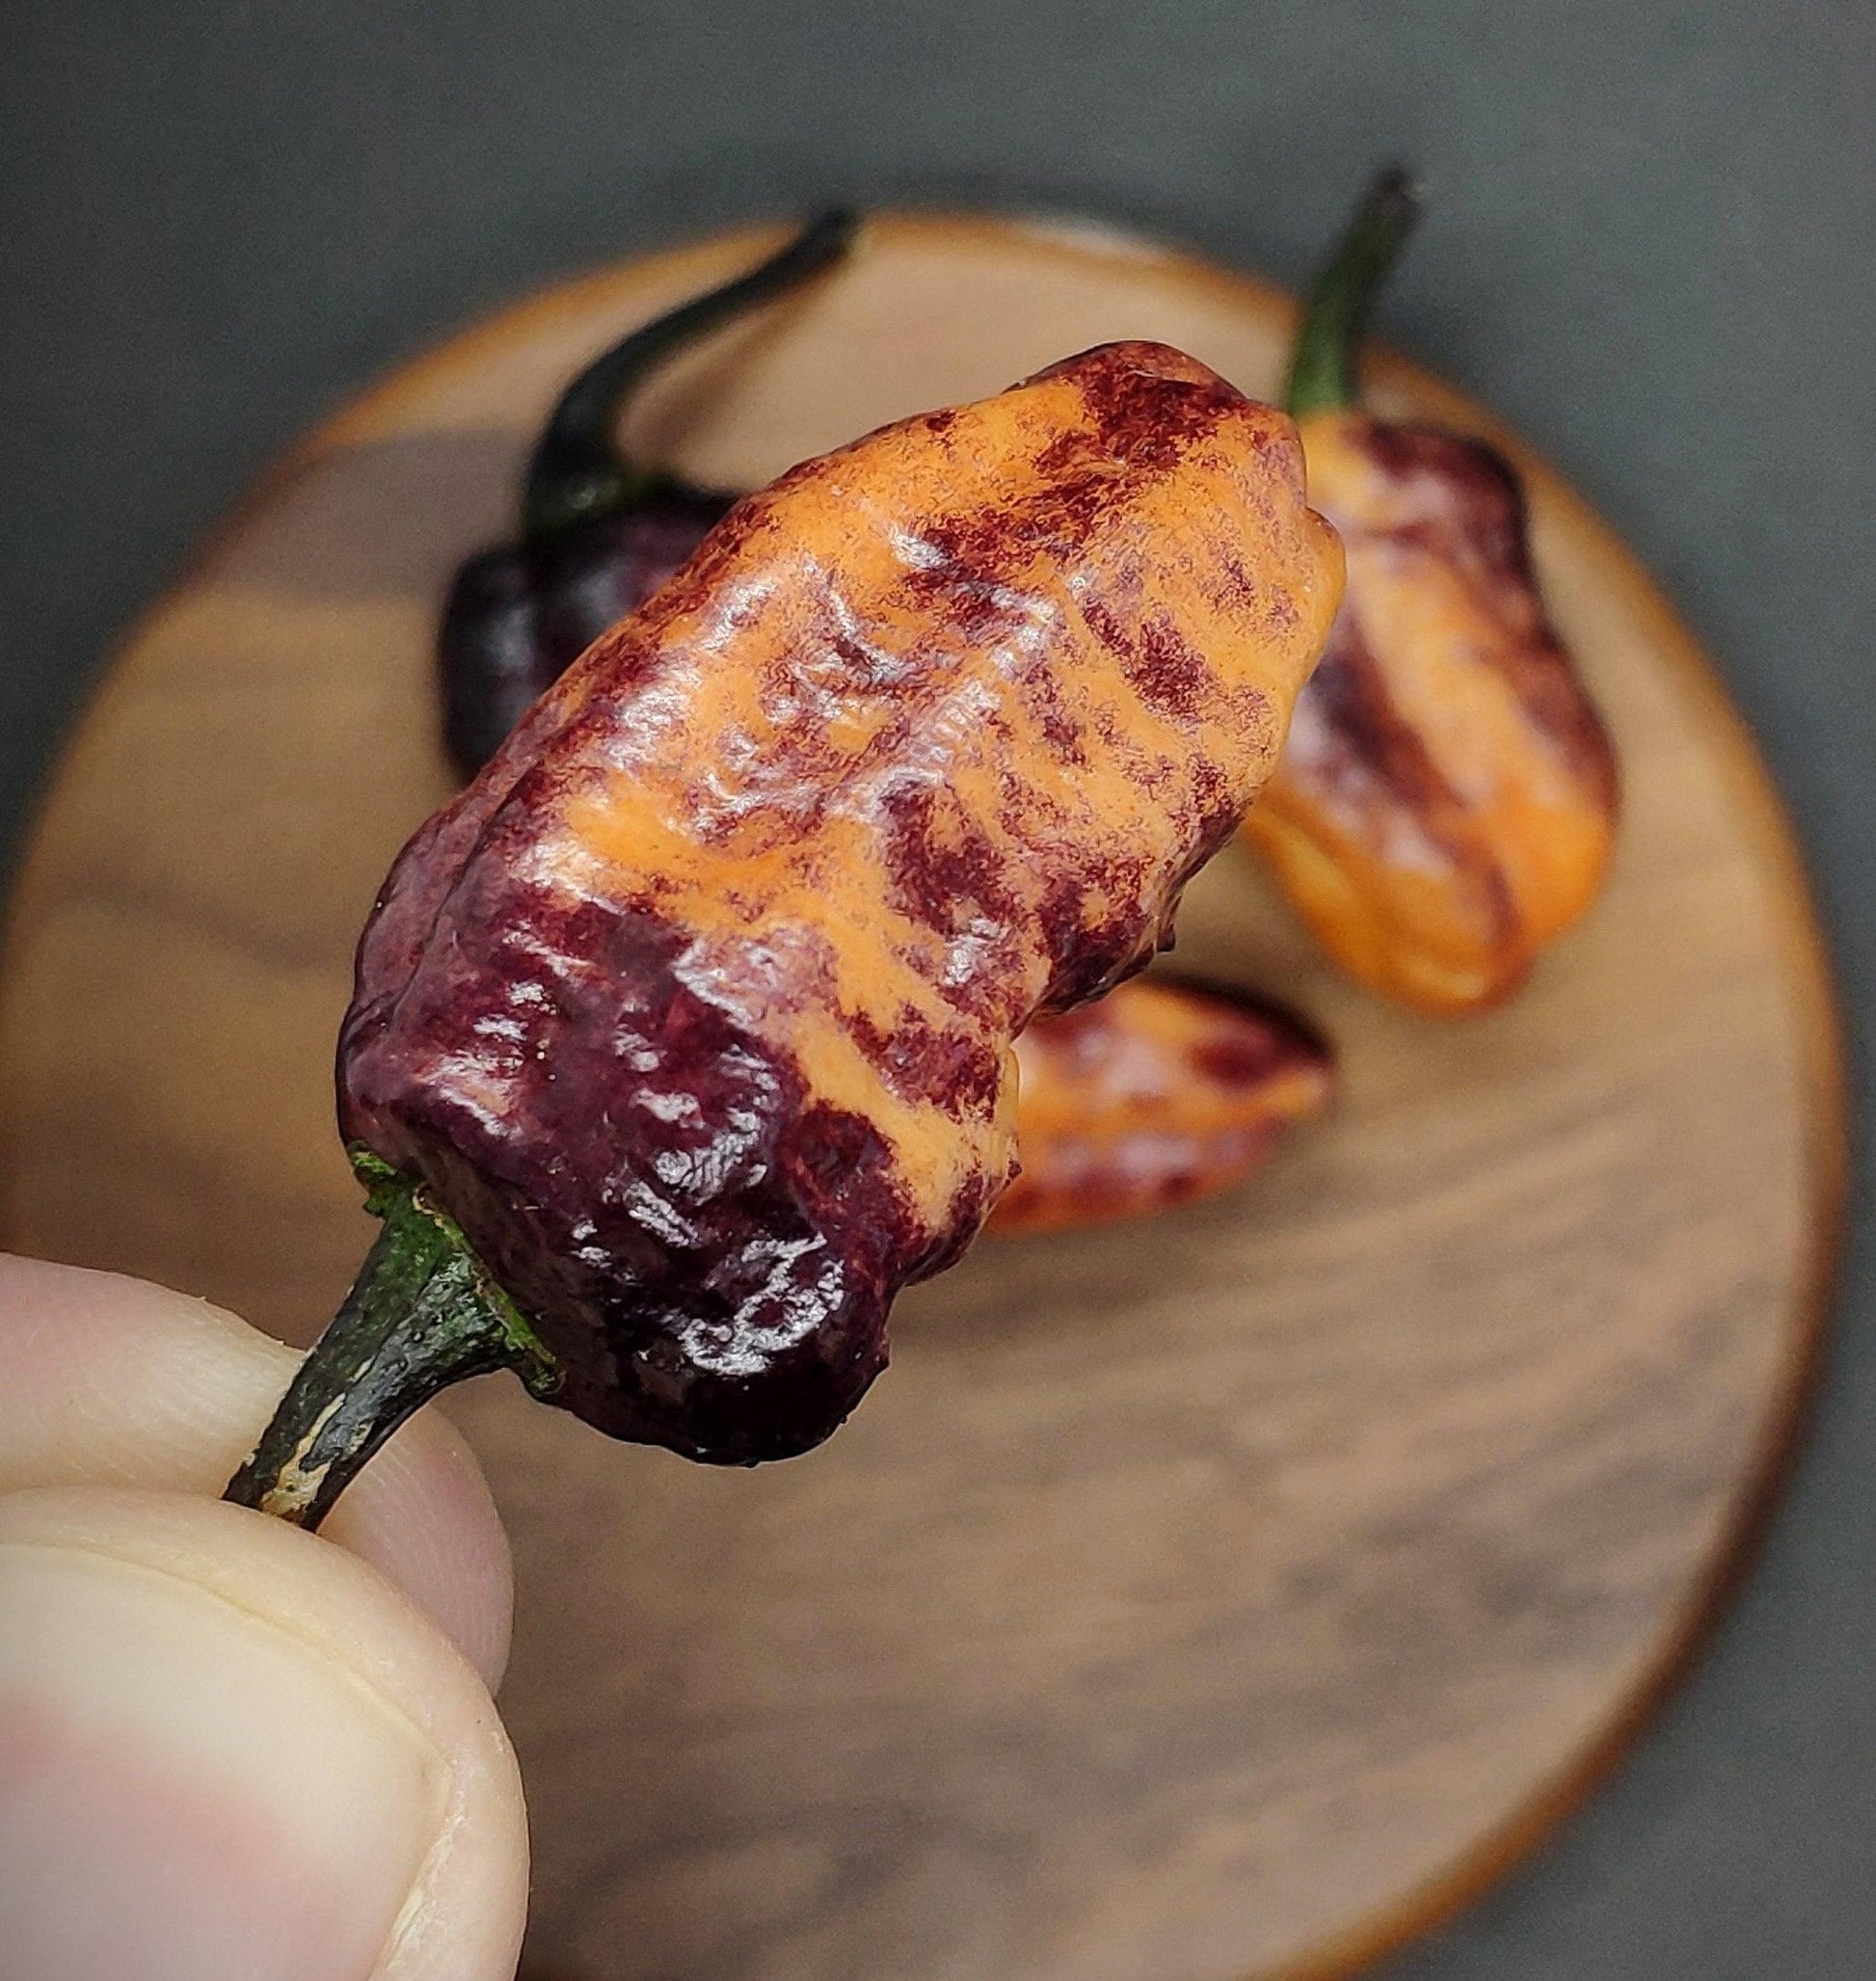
1244;169;1619;1014
439;210;855;776
990;977;1331;1236
228;339;1343;1525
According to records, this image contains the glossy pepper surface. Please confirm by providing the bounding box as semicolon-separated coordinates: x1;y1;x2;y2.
229;338;1342;1522
439;213;852;776
1243;171;1619;1013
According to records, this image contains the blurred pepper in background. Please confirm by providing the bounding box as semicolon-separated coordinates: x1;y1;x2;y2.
1243;169;1619;1013
990;977;1331;1236
439;209;854;775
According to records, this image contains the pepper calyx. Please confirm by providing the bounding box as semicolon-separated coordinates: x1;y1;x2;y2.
224;1159;557;1531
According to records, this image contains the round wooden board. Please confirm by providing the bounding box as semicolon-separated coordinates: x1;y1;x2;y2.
0;215;1844;1981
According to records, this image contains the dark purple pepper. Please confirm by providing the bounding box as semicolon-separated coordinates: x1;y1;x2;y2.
533;492;737;669
440;495;736;772
438;211;854;778
437;547;547;776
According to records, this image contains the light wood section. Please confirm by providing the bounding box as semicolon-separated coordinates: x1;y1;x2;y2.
0;214;1843;1981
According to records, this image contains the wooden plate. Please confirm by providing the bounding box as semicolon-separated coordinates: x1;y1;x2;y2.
0;215;1844;1981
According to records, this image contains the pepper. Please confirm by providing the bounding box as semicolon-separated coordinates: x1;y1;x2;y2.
1242;170;1619;1013
228;339;1342;1526
439;210;855;777
989;977;1331;1235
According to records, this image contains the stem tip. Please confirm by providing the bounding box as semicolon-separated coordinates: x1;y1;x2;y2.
1284;165;1423;419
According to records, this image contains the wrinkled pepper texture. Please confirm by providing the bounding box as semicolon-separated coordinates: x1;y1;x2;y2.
231;338;1342;1524
1244;171;1619;1013
439;213;851;777
990;977;1331;1235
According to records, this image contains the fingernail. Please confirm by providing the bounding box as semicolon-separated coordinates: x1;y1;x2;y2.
0;1537;450;1981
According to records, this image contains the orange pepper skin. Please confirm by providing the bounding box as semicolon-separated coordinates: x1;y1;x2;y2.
1244;413;1618;1013
340;342;1342;1463
991;977;1331;1235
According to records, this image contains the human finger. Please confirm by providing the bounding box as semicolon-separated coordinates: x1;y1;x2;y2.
0;1486;528;1981
0;1252;513;1687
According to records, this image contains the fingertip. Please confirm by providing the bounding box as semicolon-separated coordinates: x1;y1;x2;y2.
0;1486;527;1981
0;1254;515;1689
0;1254;292;1488
332;1400;516;1689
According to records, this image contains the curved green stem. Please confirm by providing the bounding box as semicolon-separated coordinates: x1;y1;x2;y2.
1284;167;1421;419
522;206;858;543
225;1156;557;1531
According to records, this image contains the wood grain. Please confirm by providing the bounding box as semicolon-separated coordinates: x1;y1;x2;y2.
0;214;1844;1981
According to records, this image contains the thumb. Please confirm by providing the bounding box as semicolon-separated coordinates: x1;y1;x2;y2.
0;1486;527;1981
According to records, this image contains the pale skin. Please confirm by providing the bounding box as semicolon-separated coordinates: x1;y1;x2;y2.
0;1253;530;1980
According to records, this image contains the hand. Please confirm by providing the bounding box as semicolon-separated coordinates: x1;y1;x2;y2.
0;1253;529;1980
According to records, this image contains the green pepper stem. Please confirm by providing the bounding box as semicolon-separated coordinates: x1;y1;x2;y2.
1283;167;1421;419
521;205;858;544
225;1163;557;1532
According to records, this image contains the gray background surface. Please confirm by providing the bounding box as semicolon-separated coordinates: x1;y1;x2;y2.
3;2;1871;1972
